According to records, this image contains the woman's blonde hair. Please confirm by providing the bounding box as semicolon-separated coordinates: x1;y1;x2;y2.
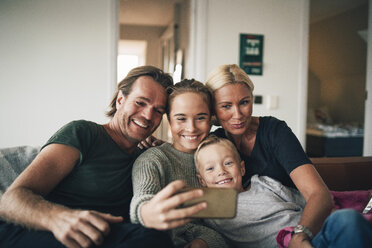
205;64;254;93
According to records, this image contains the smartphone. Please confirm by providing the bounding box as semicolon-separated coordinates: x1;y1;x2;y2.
177;187;238;218
363;196;372;214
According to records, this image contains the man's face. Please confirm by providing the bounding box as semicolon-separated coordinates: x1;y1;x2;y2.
115;76;167;143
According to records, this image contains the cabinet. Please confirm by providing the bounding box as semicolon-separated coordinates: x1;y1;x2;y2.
306;133;363;157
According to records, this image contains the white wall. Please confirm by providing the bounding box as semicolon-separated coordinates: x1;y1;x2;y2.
191;0;309;145
364;0;372;156
0;0;118;148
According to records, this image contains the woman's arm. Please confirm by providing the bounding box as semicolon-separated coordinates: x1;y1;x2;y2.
289;163;333;247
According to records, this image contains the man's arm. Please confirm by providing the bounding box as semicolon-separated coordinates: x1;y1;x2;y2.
0;144;122;248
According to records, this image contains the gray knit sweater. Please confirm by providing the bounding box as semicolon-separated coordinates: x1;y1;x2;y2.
130;143;229;248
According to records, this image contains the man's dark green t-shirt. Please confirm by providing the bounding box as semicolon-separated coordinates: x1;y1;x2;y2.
43;120;142;221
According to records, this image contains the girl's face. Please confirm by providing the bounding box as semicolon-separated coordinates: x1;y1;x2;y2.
169;92;211;153
214;83;253;136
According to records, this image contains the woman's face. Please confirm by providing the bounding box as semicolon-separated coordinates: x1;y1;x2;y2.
214;83;253;136
169;92;211;153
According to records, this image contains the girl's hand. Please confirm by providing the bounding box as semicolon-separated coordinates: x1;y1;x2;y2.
140;180;207;230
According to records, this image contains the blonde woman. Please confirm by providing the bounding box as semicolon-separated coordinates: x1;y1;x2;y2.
205;64;333;248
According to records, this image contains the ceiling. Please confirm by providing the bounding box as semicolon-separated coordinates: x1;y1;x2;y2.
310;0;367;23
119;0;368;26
119;0;182;26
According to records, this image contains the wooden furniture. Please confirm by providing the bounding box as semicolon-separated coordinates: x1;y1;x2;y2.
306;134;363;157
311;156;372;191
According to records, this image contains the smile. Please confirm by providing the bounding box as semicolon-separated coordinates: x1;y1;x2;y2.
216;178;232;185
231;122;245;129
133;119;149;129
182;135;199;140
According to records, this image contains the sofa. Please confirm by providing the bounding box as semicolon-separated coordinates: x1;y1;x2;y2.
1;145;372;198
311;156;372;191
1;146;371;247
0;146;40;199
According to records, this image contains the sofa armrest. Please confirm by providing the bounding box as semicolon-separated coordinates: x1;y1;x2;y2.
311;156;372;191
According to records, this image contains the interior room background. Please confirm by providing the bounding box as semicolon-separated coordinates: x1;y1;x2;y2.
1;0;371;156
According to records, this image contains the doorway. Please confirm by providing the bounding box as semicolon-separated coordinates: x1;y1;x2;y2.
118;0;186;142
117;40;147;82
306;0;368;157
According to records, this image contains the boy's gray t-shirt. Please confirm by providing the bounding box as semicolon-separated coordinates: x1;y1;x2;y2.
204;175;306;248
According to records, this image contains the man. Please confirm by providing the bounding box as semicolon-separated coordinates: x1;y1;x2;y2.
0;66;175;248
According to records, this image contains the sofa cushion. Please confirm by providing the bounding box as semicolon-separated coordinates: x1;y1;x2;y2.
311;157;372;191
0;146;40;198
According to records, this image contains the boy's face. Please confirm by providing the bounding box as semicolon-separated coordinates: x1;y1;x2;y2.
196;143;245;192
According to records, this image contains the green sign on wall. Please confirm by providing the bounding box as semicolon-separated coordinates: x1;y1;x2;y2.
239;34;264;75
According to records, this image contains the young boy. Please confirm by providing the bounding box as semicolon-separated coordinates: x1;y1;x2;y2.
194;135;372;248
194;135;305;247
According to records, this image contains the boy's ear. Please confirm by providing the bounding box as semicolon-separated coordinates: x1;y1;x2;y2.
240;160;245;176
196;173;207;187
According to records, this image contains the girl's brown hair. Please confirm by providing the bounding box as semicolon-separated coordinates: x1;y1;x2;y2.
166;79;213;116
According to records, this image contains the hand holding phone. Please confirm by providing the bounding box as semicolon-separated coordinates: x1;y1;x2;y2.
140;180;207;230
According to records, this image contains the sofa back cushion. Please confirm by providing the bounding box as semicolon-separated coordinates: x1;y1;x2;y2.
311;157;372;191
0;146;40;198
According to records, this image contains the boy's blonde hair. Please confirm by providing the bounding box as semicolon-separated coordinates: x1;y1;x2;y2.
194;135;242;173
